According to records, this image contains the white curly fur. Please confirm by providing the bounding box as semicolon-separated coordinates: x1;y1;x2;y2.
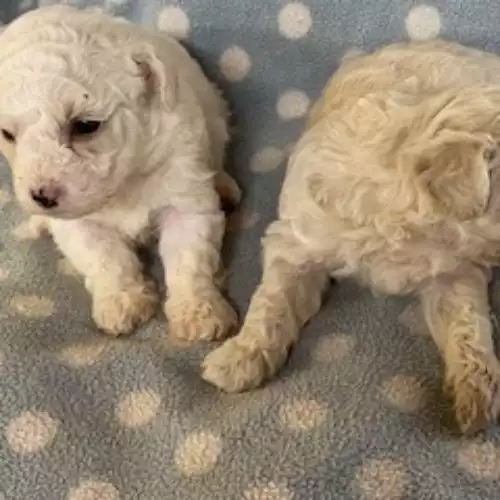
0;6;240;339
203;40;500;433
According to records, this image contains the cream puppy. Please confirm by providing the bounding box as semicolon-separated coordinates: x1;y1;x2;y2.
203;40;500;433
0;6;240;340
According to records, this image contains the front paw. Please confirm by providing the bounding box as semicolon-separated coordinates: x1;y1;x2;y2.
201;332;290;392
201;338;268;392
446;352;500;434
165;289;237;342
92;280;158;336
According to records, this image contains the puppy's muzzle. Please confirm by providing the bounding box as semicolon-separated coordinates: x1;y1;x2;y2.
30;183;63;209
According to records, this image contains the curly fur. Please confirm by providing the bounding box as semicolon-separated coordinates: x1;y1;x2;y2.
203;40;500;433
0;6;240;339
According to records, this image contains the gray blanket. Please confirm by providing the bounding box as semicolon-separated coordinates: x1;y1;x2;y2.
2;0;500;499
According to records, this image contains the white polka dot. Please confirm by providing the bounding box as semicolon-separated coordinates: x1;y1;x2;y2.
115;389;161;428
219;46;251;82
9;295;55;318
278;2;312;40
0;188;11;208
381;375;427;413
156;6;190;39
68;480;120;500
174;430;222;475
250;147;285;173
355;458;409;500
59;341;110;367
313;334;356;363
227;208;260;231
6;411;58;454
243;481;293;500
57;258;79;278
457;441;500;480
405;5;441;41
276;89;310;121
279;398;328;431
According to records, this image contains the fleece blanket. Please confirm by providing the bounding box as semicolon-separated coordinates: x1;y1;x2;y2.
2;0;500;498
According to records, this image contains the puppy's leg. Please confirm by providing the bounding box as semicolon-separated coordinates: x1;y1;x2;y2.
159;207;237;341
421;267;500;433
202;220;329;392
50;220;157;336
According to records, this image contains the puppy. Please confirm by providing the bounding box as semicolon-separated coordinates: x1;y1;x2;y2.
203;40;500;433
0;6;240;340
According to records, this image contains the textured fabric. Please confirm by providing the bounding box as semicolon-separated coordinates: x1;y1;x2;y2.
2;1;500;499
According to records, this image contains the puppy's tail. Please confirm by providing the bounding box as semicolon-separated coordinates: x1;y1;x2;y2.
215;171;242;213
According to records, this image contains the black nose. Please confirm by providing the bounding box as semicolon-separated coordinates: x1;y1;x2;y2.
30;187;59;209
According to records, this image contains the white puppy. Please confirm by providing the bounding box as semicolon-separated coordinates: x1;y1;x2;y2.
0;6;240;339
203;40;500;433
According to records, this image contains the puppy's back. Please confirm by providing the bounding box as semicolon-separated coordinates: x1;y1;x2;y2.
308;40;500;127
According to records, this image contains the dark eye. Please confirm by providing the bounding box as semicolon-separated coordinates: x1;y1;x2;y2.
71;119;101;136
1;129;15;142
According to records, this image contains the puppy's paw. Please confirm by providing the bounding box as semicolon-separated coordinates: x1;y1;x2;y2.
202;338;267;392
165;290;237;342
447;353;500;434
202;333;290;392
13;215;50;241
92;280;158;336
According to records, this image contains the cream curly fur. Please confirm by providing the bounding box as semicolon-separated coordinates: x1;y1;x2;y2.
0;6;240;339
203;40;500;433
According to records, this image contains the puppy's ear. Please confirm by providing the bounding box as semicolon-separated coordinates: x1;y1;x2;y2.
410;132;492;219
128;44;177;111
398;87;500;220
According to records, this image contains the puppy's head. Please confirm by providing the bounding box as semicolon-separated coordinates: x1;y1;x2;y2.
394;87;500;221
0;13;174;219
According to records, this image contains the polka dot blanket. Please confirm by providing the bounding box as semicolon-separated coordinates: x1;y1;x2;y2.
2;1;500;499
